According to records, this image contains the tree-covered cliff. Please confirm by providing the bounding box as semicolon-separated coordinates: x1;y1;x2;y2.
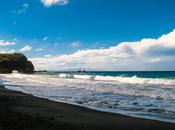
0;53;34;74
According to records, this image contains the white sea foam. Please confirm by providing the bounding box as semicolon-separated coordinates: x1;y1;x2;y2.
0;73;175;123
56;73;175;86
58;73;67;78
74;74;95;80
95;75;175;86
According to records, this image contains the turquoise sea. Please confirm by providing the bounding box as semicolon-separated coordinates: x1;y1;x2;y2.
39;71;175;79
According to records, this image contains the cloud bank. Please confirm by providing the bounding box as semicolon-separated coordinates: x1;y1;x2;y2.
0;40;16;46
41;0;69;7
31;29;175;71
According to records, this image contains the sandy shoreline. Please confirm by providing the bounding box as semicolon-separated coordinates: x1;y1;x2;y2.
0;85;175;130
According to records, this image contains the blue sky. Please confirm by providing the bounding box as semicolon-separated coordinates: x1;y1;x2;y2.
0;0;175;70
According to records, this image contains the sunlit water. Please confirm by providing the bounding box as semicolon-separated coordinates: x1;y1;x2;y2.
0;71;175;123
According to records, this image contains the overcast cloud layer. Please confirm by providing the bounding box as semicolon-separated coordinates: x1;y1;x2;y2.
31;29;175;71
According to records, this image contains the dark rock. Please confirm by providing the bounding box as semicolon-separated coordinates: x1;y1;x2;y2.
0;53;34;74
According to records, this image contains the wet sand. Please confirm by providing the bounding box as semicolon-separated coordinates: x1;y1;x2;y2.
0;85;175;130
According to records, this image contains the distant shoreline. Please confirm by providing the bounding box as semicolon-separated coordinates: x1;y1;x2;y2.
0;85;175;130
35;70;175;73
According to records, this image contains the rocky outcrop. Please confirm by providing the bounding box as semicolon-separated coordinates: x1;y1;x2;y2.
0;53;34;74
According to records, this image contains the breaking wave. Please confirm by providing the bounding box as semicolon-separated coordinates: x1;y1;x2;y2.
1;72;175;123
57;73;175;86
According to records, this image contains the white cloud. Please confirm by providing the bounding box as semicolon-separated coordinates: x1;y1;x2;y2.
20;45;32;53
14;3;29;14
0;40;16;46
43;36;48;41
35;48;44;52
41;0;69;7
69;41;81;48
31;29;175;71
44;54;52;58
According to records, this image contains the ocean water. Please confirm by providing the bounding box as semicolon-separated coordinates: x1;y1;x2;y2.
0;71;175;123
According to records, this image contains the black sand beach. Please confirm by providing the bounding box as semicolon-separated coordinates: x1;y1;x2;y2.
0;85;175;130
